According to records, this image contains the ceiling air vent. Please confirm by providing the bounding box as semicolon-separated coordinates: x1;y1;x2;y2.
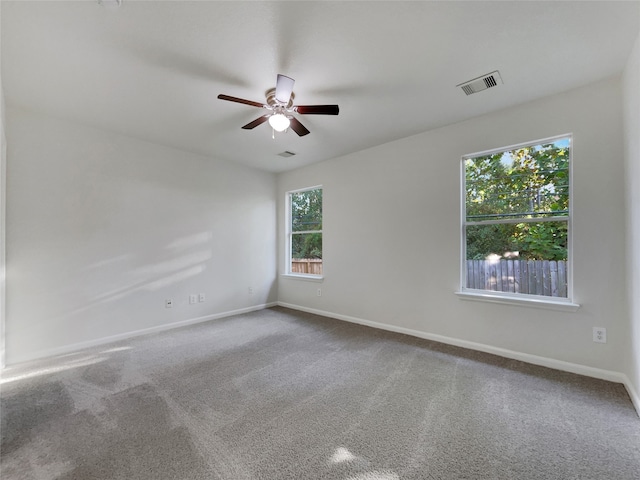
457;71;503;96
277;151;296;158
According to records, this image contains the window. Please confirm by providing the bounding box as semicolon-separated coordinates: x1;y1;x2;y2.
462;135;571;301
287;186;323;276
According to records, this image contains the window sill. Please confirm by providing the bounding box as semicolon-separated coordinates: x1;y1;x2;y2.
281;273;324;282
455;290;580;312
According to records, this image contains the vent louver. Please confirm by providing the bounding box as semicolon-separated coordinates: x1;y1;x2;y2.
277;151;296;158
457;71;503;95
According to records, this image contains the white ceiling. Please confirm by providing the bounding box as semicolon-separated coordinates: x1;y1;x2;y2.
2;1;639;173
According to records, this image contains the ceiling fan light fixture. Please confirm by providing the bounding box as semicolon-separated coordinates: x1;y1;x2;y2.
269;113;290;132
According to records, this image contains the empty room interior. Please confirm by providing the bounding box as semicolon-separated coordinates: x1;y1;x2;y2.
1;1;640;479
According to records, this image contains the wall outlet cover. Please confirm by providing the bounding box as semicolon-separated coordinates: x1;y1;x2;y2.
593;327;607;343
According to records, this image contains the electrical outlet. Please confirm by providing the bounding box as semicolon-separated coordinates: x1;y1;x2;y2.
199;293;206;303
248;287;253;295
165;299;173;309
317;288;322;297
189;294;197;304
593;327;607;343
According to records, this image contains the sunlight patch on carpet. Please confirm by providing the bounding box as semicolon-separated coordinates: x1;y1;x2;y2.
347;470;400;480
330;446;356;463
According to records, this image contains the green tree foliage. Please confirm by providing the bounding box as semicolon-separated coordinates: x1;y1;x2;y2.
291;189;322;259
292;233;322;259
465;141;569;260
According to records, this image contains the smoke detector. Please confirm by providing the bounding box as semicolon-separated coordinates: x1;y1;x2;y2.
457;71;503;95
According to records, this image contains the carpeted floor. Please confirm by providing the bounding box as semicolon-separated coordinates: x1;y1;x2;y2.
1;307;639;479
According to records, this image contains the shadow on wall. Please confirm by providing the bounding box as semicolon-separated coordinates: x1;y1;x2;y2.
53;231;214;321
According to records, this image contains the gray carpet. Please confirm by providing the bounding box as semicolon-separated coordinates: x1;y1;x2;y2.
1;307;639;479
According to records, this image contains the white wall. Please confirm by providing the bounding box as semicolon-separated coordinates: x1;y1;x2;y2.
278;77;629;377
1;0;6;368
5;108;277;364
623;33;640;408
1;87;6;369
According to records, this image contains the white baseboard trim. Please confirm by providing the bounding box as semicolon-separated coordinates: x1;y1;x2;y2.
624;377;640;416
277;302;640;417
6;302;278;366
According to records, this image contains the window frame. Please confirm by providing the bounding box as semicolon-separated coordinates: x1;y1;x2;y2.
285;185;323;279
458;134;579;310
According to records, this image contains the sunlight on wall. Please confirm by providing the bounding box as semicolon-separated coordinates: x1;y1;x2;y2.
1;355;106;385
143;265;205;291
100;346;131;354
1;346;132;384
85;254;132;270
165;232;213;251
54;232;214;320
134;250;212;279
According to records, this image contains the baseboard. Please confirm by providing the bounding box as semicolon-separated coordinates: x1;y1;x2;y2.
6;302;278;366
277;302;640;417
623;376;640;416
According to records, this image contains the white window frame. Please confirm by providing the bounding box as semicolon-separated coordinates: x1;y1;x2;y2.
456;134;579;311
284;185;323;280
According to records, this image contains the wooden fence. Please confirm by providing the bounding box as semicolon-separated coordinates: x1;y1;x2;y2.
466;259;567;297
291;259;323;275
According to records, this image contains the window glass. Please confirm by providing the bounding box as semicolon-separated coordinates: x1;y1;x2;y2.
288;187;322;276
463;136;570;299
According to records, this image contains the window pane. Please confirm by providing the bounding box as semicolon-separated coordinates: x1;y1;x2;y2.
292;232;322;259
465;221;568;297
291;189;322;232
465;140;569;222
291;233;323;275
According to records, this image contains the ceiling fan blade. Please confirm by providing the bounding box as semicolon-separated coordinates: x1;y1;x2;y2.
275;74;295;104
295;105;339;115
242;115;270;130
289;117;310;137
218;94;265;108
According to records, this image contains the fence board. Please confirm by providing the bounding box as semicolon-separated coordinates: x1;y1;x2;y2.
550;261;558;297
509;260;516;292
558;261;567;298
484;261;491;290
520;261;528;294
466;259;568;298
528;260;536;295
291;259;323;275
471;260;480;289
535;261;544;295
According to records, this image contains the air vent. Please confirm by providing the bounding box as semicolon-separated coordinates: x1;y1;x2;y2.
457;71;503;96
277;151;296;158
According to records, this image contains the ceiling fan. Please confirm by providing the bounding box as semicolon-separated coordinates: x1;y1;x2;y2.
217;74;339;137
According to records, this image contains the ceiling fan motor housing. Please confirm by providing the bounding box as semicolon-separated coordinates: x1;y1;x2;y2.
265;88;294;109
